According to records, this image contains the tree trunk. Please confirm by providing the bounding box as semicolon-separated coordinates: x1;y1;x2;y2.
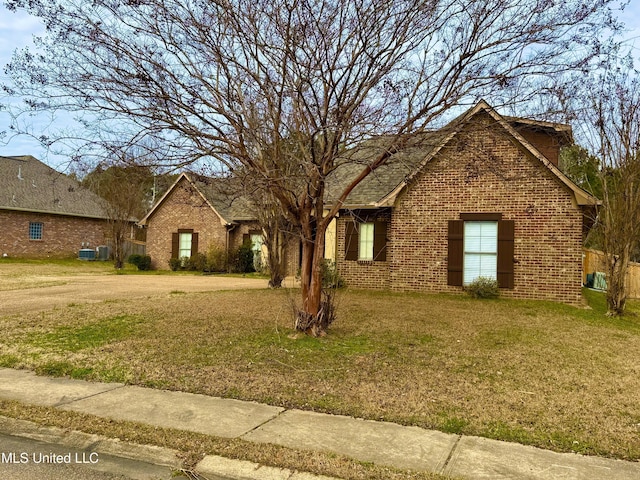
605;248;630;316
266;229;286;288
112;222;126;270
295;217;333;336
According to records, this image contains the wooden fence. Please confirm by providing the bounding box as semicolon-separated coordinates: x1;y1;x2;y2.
583;248;640;299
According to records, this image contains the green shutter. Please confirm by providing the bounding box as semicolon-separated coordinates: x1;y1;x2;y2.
373;220;387;261
345;221;358;261
497;220;515;289
447;220;464;286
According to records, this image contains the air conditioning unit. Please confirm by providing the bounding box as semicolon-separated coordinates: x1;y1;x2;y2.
96;245;110;261
78;248;96;261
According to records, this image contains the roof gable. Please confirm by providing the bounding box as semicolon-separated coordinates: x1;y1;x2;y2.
375;101;597;207
0;155;108;219
139;173;255;226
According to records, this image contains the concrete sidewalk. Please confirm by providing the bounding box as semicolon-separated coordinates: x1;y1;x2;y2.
1;367;639;479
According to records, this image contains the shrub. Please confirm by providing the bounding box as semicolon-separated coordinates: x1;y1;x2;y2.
229;242;255;273
464;277;499;299
168;257;182;271
206;244;228;273
127;254;152;271
321;260;345;288
186;253;207;271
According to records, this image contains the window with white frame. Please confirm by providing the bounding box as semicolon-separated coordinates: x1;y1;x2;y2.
358;222;374;261
29;222;43;240
463;221;497;284
179;232;192;259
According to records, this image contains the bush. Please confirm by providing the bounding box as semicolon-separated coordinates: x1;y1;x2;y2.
127;254;152;271
464;277;499;299
168;257;182;271
321;260;345;288
206;244;228;273
185;253;207;271
229;242;255;273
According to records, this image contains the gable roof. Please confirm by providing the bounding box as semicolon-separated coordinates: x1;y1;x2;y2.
138;172;255;226
0;155;109;219
330;100;596;208
140;101;597;225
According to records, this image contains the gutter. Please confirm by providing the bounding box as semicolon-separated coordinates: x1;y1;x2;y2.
0;206;109;221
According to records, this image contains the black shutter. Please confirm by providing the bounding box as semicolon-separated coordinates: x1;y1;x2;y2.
171;232;179;258
192;232;199;255
242;233;250;246
345;221;358;261
373;220;387;261
497;220;515;289
447;220;464;286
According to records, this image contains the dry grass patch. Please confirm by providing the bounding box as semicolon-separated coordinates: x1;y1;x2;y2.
1;287;639;461
0;258;114;291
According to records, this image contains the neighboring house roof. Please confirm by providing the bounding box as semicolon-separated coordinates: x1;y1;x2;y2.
0;155;109;219
138;172;255;226
328;100;596;208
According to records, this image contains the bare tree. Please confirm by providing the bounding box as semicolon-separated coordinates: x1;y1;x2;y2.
3;0;618;334
83;162;154;269
575;64;640;315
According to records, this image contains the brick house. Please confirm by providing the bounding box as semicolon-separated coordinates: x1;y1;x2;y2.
0;155;109;258
326;101;596;304
139;173;300;272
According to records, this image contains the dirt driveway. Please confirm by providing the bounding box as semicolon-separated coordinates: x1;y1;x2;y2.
0;274;269;315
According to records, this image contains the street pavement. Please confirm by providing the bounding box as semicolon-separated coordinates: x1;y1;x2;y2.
0;432;181;480
0;367;639;479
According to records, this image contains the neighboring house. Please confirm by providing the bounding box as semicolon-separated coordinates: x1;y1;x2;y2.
326;101;596;305
139;173;299;272
0;155;109;258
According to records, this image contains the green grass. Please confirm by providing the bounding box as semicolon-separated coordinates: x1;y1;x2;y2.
27;314;144;352
1;283;639;462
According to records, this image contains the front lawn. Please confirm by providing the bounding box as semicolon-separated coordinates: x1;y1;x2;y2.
1;286;639;461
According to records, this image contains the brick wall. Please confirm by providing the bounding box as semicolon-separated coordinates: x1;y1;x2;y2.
144;178;301;275
336;211;390;289
0;209;107;258
336;113;585;305
145;177;228;269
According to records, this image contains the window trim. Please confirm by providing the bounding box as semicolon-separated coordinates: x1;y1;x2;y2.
463;220;498;285
178;231;193;259
358;222;375;261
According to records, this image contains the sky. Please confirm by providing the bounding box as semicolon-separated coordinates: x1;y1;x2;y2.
1;2;640;171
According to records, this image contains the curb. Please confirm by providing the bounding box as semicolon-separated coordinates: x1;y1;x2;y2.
0;416;340;480
0;415;183;469
196;455;339;480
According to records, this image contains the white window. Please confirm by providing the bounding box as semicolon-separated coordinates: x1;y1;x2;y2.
464;221;497;284
358;222;374;261
250;233;263;255
179;232;192;259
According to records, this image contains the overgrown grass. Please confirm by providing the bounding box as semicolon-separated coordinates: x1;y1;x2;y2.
1;284;639;462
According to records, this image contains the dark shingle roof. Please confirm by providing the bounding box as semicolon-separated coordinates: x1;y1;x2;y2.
325;131;446;207
191;175;256;222
0;156;108;219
